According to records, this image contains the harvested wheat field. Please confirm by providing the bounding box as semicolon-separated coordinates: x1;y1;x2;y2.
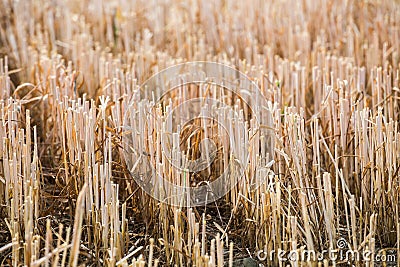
0;0;400;266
